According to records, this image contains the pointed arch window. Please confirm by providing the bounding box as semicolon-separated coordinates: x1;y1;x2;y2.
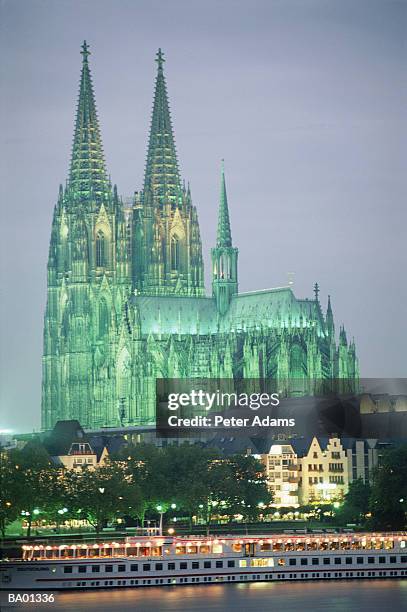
98;298;109;337
171;235;180;270
290;344;307;378
96;230;105;267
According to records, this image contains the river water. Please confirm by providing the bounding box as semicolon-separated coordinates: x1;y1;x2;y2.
2;580;407;611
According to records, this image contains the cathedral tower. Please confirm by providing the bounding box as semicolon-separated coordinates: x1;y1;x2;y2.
211;162;238;314
41;42;130;430
41;45;358;431
132;49;205;296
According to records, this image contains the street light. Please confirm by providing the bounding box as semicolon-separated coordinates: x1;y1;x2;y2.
156;504;177;535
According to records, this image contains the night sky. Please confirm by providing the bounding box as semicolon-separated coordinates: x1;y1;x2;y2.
1;0;406;432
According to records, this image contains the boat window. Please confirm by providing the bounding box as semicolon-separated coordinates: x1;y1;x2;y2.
213;544;223;554
64;566;73;574
401;556;407;563
118;565;126;572
216;561;223;568
379;557;385;564
199;545;210;554
278;559;285;566
155;563;163;571
78;566;87;573
357;557;363;564
192;562;199;569
168;563;175;570
368;557;374;564
92;565;100;573
180;562;187;570
390;557;397;563
204;561;211;568
335;558;341;565
228;560;235;568
106;565;113;572
232;544;243;553
130;564;138;572
289;559;296;566
143;564;151;571
176;546;186;555
301;558;308;566
312;558;319;565
259;543;271;552
295;542;305;551
323;558;330;565
384;540;394;550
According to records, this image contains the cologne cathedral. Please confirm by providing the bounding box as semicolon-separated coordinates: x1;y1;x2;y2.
41;43;359;431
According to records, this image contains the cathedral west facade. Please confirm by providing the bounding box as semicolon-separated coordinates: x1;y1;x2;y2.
41;42;358;431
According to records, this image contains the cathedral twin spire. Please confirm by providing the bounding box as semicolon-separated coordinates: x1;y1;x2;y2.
66;42;234;300
69;41;109;203
144;48;181;206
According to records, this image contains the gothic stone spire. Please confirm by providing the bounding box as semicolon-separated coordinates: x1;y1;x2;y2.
211;161;238;314
326;294;335;337
144;49;180;206
69;41;109;202
216;159;233;247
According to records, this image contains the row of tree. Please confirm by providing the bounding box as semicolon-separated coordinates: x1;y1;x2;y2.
0;442;272;536
1;442;406;537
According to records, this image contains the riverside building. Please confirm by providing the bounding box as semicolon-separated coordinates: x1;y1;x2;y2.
42;43;358;430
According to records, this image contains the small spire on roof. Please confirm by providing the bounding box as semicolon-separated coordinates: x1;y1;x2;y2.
216;159;232;248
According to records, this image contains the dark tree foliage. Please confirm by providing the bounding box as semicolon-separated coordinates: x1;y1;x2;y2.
369;446;407;530
338;478;371;525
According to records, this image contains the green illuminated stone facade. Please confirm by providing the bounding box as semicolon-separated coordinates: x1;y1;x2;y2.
41;43;359;430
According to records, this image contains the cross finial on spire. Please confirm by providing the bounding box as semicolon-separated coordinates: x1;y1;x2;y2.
156;48;165;70
314;282;320;301
81;40;90;62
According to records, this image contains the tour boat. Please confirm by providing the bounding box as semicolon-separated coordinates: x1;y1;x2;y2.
1;532;407;590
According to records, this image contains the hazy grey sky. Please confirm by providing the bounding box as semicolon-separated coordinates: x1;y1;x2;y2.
1;0;406;432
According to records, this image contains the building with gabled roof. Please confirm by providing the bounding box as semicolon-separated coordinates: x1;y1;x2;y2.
43;420;108;470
